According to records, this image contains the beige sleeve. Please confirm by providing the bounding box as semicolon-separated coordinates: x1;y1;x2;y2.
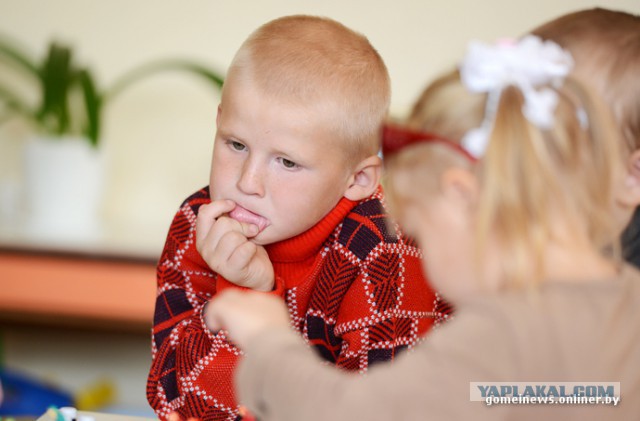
235;303;517;421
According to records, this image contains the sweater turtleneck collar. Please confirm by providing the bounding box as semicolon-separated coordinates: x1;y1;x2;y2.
265;196;357;263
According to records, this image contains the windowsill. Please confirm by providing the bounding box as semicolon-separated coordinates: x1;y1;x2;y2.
0;215;164;332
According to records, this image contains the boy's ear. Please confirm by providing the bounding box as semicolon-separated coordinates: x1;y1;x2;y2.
620;148;640;208
344;155;382;201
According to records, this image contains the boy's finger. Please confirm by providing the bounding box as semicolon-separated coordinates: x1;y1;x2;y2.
168;412;182;421
210;209;260;238
206;231;248;274
227;241;258;274
196;200;235;250
201;199;236;220
203;217;258;253
203;217;241;251
239;222;259;238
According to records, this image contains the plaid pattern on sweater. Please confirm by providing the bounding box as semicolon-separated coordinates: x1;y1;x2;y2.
147;187;449;420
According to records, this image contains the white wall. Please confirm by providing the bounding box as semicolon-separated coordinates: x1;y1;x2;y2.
1;0;639;251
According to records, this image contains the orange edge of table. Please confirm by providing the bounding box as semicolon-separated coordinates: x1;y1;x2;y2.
0;252;157;330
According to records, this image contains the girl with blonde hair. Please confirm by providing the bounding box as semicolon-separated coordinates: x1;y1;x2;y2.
201;36;640;421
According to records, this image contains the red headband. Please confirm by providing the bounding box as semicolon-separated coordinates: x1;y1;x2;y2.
382;124;478;162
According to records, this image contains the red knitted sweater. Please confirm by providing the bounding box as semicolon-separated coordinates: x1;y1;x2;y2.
147;187;450;420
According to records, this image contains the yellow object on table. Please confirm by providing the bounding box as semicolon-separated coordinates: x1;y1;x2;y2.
37;409;156;421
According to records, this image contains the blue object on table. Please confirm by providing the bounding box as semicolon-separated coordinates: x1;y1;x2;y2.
0;368;73;415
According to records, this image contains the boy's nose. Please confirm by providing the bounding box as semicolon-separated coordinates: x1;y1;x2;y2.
237;160;265;197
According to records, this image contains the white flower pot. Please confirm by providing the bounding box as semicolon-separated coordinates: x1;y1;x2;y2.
23;136;105;239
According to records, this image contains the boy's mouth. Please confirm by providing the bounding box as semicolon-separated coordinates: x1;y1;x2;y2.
229;205;270;233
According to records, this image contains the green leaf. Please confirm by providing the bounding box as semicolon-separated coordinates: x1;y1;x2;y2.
0;35;41;128
77;68;101;147
0;34;40;79
0;34;224;147
38;42;73;135
104;58;224;102
0;82;36;122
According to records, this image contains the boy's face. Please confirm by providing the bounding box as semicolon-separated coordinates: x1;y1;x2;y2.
209;77;355;245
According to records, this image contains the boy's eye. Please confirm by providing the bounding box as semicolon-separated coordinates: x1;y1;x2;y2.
279;157;298;169
229;140;246;151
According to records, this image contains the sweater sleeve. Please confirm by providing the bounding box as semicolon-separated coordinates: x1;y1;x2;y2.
146;188;245;420
216;274;287;297
236;304;514;421
146;189;211;416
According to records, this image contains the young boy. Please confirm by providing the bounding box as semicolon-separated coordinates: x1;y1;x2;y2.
146;15;445;420
531;8;640;268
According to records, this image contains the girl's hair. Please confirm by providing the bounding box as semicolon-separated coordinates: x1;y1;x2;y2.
532;8;640;152
386;69;623;288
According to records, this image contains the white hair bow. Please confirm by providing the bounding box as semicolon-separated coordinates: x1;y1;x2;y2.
460;36;574;158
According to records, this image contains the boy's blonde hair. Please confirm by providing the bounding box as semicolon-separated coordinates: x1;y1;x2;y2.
387;70;623;288
224;15;390;161
532;8;640;152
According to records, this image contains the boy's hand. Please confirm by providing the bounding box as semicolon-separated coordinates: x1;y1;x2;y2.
205;289;291;349
196;200;275;292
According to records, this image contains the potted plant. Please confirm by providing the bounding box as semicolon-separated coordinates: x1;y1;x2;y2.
0;34;224;238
